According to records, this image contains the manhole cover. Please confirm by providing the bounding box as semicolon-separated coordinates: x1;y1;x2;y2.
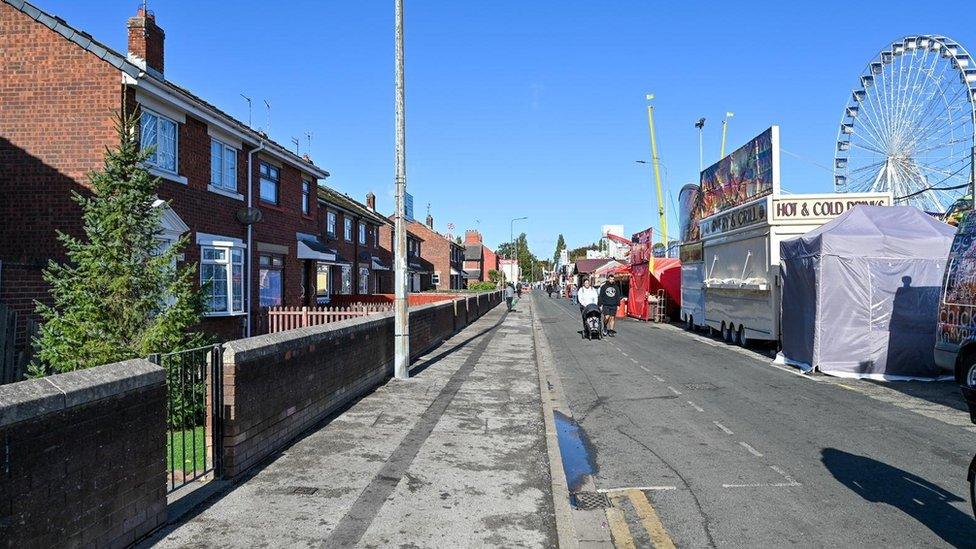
291;486;318;495
684;382;718;390
572;491;610;510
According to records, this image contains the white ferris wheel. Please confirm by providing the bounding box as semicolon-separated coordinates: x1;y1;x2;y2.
834;35;976;213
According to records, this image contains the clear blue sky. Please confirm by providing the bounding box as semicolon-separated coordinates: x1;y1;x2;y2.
42;1;974;257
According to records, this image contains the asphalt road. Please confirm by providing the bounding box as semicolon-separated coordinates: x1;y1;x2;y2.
534;294;976;548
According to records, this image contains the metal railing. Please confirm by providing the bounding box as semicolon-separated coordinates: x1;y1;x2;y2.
150;344;224;494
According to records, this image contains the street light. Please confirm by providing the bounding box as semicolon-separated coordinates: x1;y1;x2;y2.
393;0;408;380
511;216;527;283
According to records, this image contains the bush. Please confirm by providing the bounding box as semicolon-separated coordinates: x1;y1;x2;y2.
467;282;497;291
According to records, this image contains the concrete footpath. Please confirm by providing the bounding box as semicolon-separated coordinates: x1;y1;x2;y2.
146;297;556;548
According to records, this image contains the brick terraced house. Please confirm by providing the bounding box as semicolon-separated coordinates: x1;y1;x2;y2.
402;213;466;291
463;230;499;286
0;1;385;345
377;221;434;293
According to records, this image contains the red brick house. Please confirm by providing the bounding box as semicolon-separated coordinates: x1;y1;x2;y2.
376;221;433;292
463;230;499;285
0;1;384;345
388;213;466;292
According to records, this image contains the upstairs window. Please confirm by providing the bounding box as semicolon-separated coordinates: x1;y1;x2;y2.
327;211;337;237
210;139;237;191
140;109;177;173
302;180;312;215
359;223;367;245
344;218;353;241
259;162;279;204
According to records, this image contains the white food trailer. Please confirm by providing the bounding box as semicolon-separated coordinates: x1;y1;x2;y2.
679;242;705;329
700;192;891;345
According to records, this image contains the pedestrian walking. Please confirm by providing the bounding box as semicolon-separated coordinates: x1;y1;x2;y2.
598;274;623;336
505;283;516;312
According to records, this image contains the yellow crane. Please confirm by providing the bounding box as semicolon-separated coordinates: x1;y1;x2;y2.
720;112;734;158
645;94;668;261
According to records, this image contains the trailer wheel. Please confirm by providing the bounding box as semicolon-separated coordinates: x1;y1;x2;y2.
724;323;735;344
737;325;748;347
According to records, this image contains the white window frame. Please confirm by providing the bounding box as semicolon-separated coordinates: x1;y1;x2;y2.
302;180;312;215
358;265;370;294
259;161;280;205
358;222;367;245
140;108;179;175
209;138;241;199
340;264;353;295
196;232;246;316
327;211;337;237
432;272;441;286
344;217;353;242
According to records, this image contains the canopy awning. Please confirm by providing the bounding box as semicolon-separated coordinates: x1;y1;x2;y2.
296;233;337;262
371;256;391;271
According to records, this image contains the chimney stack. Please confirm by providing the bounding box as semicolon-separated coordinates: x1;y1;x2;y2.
128;8;165;76
464;230;482;244
426;213;434;230
365;192;376;211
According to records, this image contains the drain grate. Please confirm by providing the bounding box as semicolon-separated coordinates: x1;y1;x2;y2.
684;382;718;390
572;491;610;510
291;486;318;495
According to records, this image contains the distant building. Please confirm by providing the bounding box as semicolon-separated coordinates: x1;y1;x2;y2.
463;230;499;285
499;258;519;283
586;249;608;260
602;225;627;260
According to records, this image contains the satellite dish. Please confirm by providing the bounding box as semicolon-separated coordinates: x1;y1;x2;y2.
236;207;263;225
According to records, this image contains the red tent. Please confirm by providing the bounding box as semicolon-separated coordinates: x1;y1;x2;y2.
628;258;681;321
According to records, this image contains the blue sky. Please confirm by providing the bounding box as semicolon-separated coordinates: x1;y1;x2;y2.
42;1;974;257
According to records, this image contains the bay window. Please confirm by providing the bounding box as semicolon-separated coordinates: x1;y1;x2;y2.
259;254;284;307
140;109;177;173
200;244;244;315
210;139;238;192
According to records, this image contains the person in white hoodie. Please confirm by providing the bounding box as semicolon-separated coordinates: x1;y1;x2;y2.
576;277;599;309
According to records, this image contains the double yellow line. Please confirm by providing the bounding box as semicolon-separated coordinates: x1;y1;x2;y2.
603;488;676;549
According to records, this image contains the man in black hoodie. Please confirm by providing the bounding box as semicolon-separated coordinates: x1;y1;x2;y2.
598;274;622;336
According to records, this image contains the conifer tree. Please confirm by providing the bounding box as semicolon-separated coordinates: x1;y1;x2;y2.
30;112;205;376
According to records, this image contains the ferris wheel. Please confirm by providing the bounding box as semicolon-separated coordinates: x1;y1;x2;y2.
834;35;976;213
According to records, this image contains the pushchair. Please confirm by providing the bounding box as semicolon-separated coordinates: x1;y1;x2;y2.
581;304;603;340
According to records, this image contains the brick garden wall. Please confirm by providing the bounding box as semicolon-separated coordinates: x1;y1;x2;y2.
0;359;167;548
219;291;502;478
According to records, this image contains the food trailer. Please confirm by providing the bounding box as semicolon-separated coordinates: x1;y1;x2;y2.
701;191;891;345
696;126;891;345
678;184;706;329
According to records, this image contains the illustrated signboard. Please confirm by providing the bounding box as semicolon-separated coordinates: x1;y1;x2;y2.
678;183;703;243
769;193;891;225
939;211;976;347
630;228;653;265
700;126;779;215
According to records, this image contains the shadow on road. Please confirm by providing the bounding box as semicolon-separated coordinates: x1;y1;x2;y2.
821;448;975;548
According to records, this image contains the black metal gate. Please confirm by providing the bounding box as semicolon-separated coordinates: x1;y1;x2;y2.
150;344;224;494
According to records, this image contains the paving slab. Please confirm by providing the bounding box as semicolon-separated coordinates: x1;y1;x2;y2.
146;298;556;548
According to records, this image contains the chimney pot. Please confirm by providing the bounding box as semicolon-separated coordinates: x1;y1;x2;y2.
366;192;376;211
426;214;434;230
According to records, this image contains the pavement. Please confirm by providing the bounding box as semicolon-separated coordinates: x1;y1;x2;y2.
534;294;976;548
145;297;556;548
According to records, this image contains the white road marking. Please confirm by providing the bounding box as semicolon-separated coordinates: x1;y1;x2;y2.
630;358;639;364
597;486;678;493
639;365;651;373
769;465;801;486
739;441;764;457
653;375;666;382
687;401;705;413
667;386;682;396
620;351;629;357
722;482;800;489
713;421;734;435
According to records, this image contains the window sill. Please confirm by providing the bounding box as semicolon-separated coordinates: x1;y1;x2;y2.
203;311;247;318
147;165;188;185
259;202;289;214
207;184;244;201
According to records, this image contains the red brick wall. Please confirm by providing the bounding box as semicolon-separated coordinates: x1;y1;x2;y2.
0;2;124;345
483;247;499;281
